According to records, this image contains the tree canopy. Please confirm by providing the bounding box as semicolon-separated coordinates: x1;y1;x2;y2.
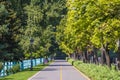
0;0;67;61
56;0;120;67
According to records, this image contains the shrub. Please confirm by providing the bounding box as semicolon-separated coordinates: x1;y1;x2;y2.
66;57;69;61
6;64;20;75
6;68;13;75
12;64;20;73
0;62;3;71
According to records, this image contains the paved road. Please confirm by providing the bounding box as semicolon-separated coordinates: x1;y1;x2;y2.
28;60;90;80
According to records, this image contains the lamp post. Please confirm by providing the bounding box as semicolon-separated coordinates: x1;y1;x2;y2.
30;38;34;71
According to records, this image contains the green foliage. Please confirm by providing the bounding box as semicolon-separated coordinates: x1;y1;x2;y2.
0;62;3;71
0;0;66;61
0;0;25;61
0;4;8;17
18;0;67;59
6;64;20;75
56;0;120;60
12;64;20;73
68;59;120;80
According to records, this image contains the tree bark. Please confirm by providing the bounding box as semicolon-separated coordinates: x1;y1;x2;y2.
101;48;105;65
104;49;111;68
83;50;88;63
103;43;111;68
117;47;120;70
93;47;98;64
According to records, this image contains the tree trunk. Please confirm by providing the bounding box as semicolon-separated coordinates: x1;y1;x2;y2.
68;54;70;58
117;47;120;70
101;47;106;65
73;52;76;60
93;47;98;64
75;47;79;60
103;43;111;68
104;49;111;68
83;50;88;63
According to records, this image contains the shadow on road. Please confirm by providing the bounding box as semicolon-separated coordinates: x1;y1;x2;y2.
48;60;72;66
49;64;72;66
42;68;57;71
22;67;44;71
54;60;67;62
0;78;13;80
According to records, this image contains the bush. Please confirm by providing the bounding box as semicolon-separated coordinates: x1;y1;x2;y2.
66;57;69;61
12;64;20;73
6;64;20;75
0;62;3;71
6;68;13;75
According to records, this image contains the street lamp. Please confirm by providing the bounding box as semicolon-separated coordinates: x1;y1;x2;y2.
30;38;34;70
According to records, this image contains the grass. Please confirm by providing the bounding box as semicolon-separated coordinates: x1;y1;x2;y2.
67;58;120;80
0;62;52;80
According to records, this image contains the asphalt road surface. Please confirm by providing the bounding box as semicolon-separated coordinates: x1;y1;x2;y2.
28;60;90;80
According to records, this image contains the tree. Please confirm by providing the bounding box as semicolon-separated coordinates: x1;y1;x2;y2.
0;0;26;61
19;0;67;59
56;0;120;68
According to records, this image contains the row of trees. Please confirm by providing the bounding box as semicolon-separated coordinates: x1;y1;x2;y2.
0;0;67;61
56;0;120;68
2;0;120;69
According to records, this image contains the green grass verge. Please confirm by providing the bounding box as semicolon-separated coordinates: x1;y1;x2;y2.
0;62;52;80
67;58;120;80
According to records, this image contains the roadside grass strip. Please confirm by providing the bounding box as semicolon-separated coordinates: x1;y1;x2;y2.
0;62;51;80
68;58;120;80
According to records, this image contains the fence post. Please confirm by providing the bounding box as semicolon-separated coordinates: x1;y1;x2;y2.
7;62;9;75
37;59;40;65
10;62;12;68
40;58;41;64
35;59;36;66
42;58;44;64
20;61;24;71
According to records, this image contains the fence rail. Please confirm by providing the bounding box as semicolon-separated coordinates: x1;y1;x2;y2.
0;58;44;77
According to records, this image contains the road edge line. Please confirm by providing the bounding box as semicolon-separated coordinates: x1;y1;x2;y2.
67;62;91;80
73;66;91;80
